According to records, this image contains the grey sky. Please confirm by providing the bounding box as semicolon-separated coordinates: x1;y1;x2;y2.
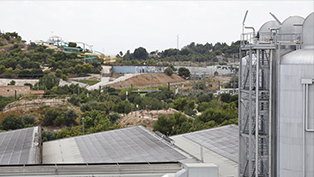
1;1;313;55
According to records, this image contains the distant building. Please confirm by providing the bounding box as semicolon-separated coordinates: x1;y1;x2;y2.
0;85;30;97
0;85;45;97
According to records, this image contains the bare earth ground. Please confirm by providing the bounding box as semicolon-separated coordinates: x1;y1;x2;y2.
106;73;185;89
118;109;177;131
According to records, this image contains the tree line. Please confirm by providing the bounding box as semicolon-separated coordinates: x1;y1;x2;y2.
116;41;241;65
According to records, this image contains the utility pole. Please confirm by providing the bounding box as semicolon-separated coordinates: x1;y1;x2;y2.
177;34;179;64
233;54;236;95
194;72;196;94
82;117;85;135
203;72;206;93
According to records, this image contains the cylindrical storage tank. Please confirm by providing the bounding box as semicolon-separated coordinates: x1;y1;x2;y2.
278;12;314;177
302;13;314;49
258;20;279;41
279;16;304;42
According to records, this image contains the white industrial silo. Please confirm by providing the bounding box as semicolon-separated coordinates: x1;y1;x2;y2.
279;16;304;42
277;12;314;177
239;11;314;177
258;20;279;42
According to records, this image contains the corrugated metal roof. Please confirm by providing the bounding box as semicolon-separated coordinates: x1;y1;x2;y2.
43;126;194;164
0;126;40;164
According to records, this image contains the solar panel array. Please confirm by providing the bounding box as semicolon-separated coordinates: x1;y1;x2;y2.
184;124;238;162
75;126;187;163
0;127;34;164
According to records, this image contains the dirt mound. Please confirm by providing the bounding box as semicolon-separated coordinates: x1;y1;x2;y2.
107;73;185;89
118;109;176;131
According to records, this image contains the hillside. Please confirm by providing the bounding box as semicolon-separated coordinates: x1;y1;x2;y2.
106;73;185;89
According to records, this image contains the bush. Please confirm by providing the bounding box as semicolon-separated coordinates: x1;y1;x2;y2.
108;112;121;124
68;94;81;106
63;109;78;126
113;101;131;114
164;67;173;76
178;67;190;78
7;80;15;85
80;103;92;112
43;108;62;126
20;114;35;125
42;130;57;142
197;93;213;103
219;93;231;103
24;83;33;90
55;69;62;78
62;74;69;81
1;114;25;130
184;108;196;116
168;64;177;71
53;114;64;126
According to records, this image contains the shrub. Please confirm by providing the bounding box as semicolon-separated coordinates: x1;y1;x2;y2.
113;101;131;114
178;67;190;77
42;130;57;142
63;109;78;126
164;67;173;76
62;74;69;81
1;114;25;130
7;80;15;85
43;108;62;126
55;69;62;78
20;114;35;125
80;103;92;112
68;94;81;106
108;112;121;124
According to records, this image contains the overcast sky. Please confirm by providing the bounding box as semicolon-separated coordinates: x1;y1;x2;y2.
0;1;313;55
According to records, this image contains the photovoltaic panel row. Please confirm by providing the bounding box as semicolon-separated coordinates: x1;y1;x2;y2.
75;126;186;163
184;124;238;162
0;127;34;164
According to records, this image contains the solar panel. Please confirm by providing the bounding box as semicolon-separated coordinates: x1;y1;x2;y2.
75;126;187;163
0;127;38;164
183;124;238;162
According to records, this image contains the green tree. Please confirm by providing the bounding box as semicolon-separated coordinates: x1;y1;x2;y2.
108;112;121;124
168;64;177;71
42;130;57;142
197;102;211;112
219;93;231;103
153;114;175;135
68;94;81;106
43;108;62;126
173;97;188;111
63;109;78;126
133;47;148;60
7;80;15;85
68;42;77;47
178;67;190;78
20;114;35;125
62;74;69;81
197;93;213;103
38;75;60;90
55;69;62;78
164;67;173;76
1;114;25;130
113;101;131;114
56;126;83;139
